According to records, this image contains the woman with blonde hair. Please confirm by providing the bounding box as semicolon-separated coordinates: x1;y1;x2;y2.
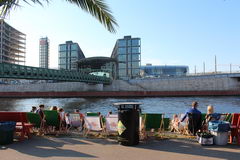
205;105;220;124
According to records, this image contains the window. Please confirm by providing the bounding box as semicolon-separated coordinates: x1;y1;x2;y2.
128;48;131;54
132;39;140;46
71;51;78;57
118;47;126;54
59;58;66;64
119;63;126;69
59;45;66;51
118;40;126;47
118;55;126;61
132;47;140;53
71;44;78;50
132;54;140;61
119;69;126;76
132;62;140;68
127;40;131;46
59;52;66;58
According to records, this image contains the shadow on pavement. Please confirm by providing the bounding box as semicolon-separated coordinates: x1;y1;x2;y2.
6;136;97;158
137;139;240;160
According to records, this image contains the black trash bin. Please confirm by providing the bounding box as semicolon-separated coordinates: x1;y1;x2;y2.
114;102;142;146
0;121;16;145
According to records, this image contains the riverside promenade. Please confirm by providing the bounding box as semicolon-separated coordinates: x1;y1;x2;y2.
0;136;239;160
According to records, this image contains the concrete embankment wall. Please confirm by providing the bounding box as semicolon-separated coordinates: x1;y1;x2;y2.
0;75;240;97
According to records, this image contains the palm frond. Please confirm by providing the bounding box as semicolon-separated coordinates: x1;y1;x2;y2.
0;0;118;33
66;0;118;33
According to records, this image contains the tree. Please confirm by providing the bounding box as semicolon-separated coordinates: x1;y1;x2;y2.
0;0;118;33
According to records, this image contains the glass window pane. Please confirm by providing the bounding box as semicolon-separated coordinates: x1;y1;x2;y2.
118;40;126;47
119;69;126;76
132;54;140;61
132;39;140;46
132;62;139;68
118;47;126;54
118;55;126;62
132;47;140;53
127;40;131;46
128;48;131;54
119;63;126;69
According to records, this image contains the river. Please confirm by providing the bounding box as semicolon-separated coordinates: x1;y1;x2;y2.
0;96;240;117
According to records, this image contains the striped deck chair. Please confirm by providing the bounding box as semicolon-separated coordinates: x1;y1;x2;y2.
83;116;103;136
69;113;83;130
105;114;118;135
230;113;240;144
225;113;233;123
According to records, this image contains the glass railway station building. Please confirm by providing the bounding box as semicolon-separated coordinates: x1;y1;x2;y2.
77;57;117;80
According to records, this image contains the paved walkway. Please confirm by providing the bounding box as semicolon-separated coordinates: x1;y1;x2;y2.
0;136;239;160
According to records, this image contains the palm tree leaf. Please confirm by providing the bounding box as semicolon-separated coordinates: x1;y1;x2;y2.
0;0;117;33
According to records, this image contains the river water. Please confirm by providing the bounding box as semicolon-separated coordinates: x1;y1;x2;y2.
0;96;240;117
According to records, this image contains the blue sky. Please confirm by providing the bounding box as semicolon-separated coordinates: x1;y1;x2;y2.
4;0;240;73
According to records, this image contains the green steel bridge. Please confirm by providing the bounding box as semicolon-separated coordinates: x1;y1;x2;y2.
0;63;111;84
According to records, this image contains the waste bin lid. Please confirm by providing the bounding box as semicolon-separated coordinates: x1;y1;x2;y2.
113;102;143;106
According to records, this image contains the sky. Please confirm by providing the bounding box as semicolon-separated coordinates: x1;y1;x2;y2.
3;0;240;73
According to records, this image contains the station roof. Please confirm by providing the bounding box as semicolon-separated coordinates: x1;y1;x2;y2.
77;57;117;69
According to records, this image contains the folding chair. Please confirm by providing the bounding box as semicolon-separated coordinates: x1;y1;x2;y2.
163;118;170;131
26;112;42;133
105;114;118;135
43;110;60;134
187;113;202;136
229;113;240;144
141;113;164;137
177;113;188;134
83;116;103;136
225;113;233;123
69;113;83;131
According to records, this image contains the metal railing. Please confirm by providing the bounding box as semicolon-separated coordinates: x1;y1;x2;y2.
0;63;111;84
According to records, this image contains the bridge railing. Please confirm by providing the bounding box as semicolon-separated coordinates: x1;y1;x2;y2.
0;63;111;84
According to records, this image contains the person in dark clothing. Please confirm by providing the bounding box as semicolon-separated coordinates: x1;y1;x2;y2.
181;101;201;122
181;101;202;135
36;104;46;134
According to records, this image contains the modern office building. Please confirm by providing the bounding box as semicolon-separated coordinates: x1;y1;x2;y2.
58;41;85;70
77;56;117;79
140;64;189;77
0;19;26;65
39;37;49;68
111;36;141;80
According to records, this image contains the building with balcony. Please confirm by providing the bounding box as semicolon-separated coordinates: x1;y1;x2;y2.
39;37;49;68
111;36;141;80
58;41;85;70
0;19;26;65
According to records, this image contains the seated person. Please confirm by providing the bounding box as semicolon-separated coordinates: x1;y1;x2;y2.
170;114;180;132
205;105;220;123
181;101;202;136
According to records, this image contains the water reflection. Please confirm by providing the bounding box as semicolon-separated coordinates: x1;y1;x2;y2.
0;96;239;117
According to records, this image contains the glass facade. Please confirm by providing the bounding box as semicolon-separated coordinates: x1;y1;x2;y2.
140;65;189;77
111;36;141;80
58;41;85;70
77;57;117;79
39;37;49;68
0;19;26;65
